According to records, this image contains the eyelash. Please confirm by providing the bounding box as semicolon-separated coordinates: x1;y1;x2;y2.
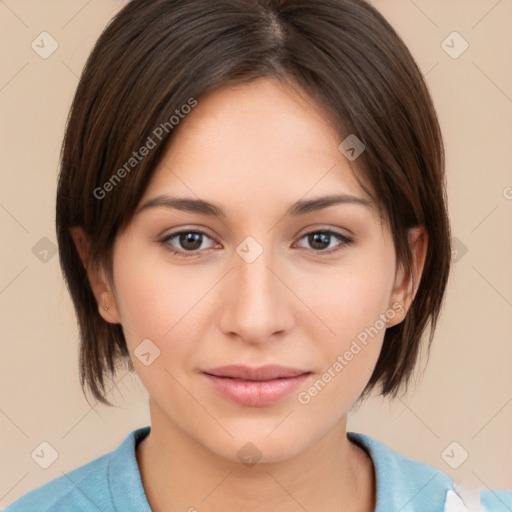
158;228;354;258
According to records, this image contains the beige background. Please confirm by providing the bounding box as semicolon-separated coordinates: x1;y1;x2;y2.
1;0;511;508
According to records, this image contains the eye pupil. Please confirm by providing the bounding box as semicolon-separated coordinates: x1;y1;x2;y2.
180;232;202;250
309;232;330;250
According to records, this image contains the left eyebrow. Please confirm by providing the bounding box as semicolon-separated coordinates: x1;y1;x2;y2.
287;194;373;215
135;193;372;218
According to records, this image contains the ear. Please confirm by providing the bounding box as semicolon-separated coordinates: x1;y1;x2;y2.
69;226;121;324
386;226;428;328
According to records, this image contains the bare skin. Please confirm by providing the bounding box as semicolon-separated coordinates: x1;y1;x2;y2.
71;76;427;511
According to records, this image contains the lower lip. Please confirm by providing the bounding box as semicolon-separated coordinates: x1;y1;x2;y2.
201;372;311;407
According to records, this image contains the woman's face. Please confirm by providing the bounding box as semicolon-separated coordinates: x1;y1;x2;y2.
104;77;413;462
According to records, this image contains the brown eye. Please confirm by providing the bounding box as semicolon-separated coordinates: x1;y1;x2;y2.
159;229;217;258
296;230;353;254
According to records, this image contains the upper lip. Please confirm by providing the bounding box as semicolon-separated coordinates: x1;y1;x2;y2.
202;365;310;381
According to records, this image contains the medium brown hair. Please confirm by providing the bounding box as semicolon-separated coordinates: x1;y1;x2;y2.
56;0;451;406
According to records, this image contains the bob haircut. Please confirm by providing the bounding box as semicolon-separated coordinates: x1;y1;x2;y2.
56;0;451;407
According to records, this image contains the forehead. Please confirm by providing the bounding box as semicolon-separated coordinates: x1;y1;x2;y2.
140;77;373;214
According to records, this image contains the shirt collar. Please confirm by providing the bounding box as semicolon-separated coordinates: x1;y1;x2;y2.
348;431;455;512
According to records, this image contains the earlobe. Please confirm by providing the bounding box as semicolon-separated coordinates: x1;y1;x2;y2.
93;266;122;325
387;226;428;327
98;289;121;325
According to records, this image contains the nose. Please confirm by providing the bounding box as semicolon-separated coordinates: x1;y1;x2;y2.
218;242;294;346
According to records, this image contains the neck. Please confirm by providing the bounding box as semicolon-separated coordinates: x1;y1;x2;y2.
136;400;376;512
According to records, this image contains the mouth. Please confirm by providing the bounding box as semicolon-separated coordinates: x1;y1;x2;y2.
202;364;311;380
200;365;312;407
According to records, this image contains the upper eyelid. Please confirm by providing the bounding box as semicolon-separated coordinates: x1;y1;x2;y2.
162;228;215;240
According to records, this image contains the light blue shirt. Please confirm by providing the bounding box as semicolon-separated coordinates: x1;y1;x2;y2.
4;426;511;511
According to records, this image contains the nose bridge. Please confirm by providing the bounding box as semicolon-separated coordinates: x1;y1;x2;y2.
238;248;275;306
220;237;291;341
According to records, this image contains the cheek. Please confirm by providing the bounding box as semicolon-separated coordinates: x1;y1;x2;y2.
298;249;394;397
298;281;387;414
111;257;204;399
111;246;214;361
303;249;395;342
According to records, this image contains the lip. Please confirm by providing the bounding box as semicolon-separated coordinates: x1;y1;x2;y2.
201;365;312;407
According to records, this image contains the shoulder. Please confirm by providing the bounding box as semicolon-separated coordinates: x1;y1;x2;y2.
3;426;151;512
348;432;512;512
3;452;112;512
